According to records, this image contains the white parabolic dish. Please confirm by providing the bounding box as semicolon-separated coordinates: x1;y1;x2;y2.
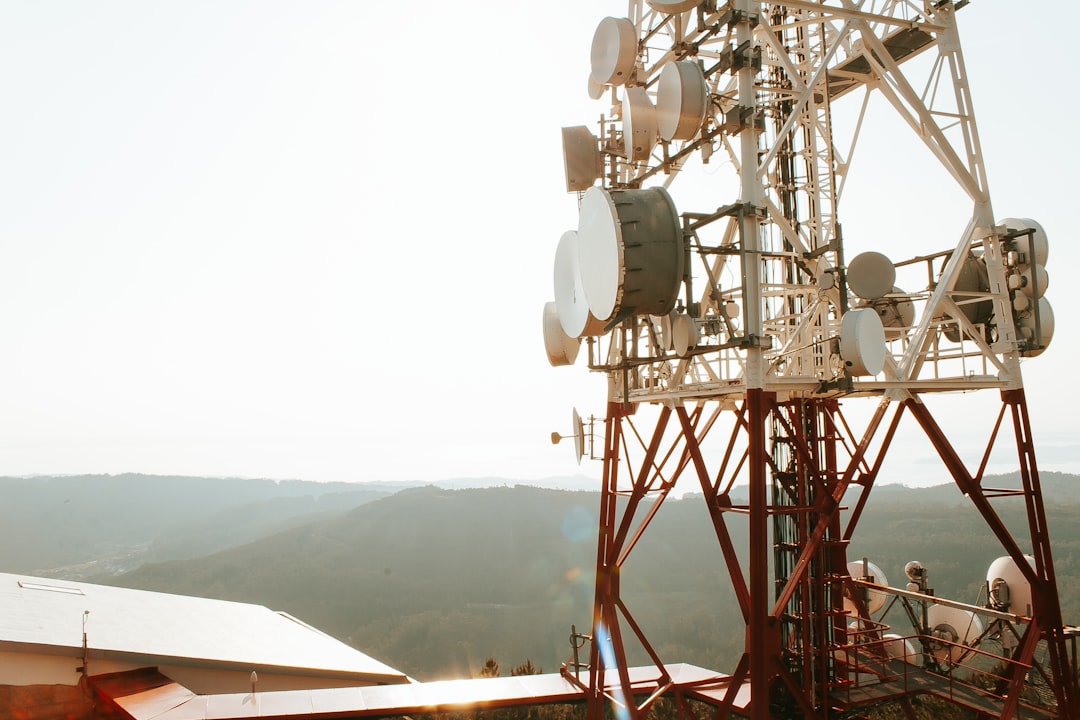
1017;297;1054;356
839;308;886;376
672;314;698;355
883;634;920;665
577;186;684;323
554;230;606;337
542;302;580;367
1001;217;1048;265
927;605;984;665
571;408;585;463
847;251;896;301
846;559;889;615
987;554;1036;618
590;17;637;86
623;86;658;162
657;60;707;141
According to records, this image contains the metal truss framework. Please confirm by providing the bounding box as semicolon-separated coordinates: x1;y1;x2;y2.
566;391;1076;719
556;3;1072;716
581;0;1046;400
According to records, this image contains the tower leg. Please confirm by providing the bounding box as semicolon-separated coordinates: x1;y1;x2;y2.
907;390;1077;719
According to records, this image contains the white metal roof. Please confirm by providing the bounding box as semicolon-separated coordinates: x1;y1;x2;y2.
92;663;741;720
0;573;407;684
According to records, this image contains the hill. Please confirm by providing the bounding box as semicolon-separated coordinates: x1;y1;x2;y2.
0;472;597;580
104;476;1080;680
0;473;392;578
6;472;1076;680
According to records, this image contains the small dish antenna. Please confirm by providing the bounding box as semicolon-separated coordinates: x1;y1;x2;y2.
623;86;658;162
672;313;699;356
883;633;920;666
551;408;593;464
838;308;886;376
845;559;889;616
542;302;581;367
1016;297;1054;356
1001;217;1048;265
927;605;984;666
847;251;896;301
656;61;707;142
587;76;605;101
986;554;1036;618
590;17;637;86
554;230;606;337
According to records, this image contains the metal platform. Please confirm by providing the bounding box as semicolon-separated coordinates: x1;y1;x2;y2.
831;657;1057;720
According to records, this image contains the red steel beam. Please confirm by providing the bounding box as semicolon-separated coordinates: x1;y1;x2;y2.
906;391;1077;719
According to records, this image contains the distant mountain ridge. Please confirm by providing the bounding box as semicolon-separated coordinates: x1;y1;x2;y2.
5;472;1077;680
102;474;1080;680
0;472;597;579
0;473;388;578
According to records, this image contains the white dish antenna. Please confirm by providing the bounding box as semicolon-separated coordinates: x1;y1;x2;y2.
847;251;896;301
987;555;1036;618
1009;263;1048;299
839;308;886;376
672;313;699;356
623;86;658;162
882;634;920;666
651;313;675;352
554;230;607;337
551;408;589;464
571;408;585;462
576;186;684;325
590;17;636;86
1016;297;1054;357
542;302;581;367
587;76;605;101
845;559;889;616
656;61;707;142
927;605;984;666
1001;217;1049;266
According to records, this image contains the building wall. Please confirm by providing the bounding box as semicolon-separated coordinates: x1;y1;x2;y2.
0;652;79;687
0;682;94;720
0;651;144;688
1;649;389;703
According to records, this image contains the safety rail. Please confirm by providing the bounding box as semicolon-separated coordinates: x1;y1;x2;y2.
830;631;1042;714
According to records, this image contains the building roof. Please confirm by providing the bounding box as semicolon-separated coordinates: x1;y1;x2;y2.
91;663;741;720
0;573;407;684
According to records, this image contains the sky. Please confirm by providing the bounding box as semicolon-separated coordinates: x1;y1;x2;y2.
0;2;1076;488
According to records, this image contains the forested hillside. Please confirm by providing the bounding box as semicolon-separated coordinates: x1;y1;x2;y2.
0;473;394;578
100;475;1080;681
4;472;1075;682
108;486;611;679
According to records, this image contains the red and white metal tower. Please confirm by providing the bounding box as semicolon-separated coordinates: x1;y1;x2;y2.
543;1;1074;718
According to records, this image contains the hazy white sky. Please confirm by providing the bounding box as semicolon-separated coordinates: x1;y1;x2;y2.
0;2;1076;486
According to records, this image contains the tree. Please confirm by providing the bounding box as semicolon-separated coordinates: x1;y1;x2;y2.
478;657;500;678
511;659;542;676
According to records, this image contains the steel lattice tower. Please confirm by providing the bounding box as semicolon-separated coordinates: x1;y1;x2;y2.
543;2;1075;719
